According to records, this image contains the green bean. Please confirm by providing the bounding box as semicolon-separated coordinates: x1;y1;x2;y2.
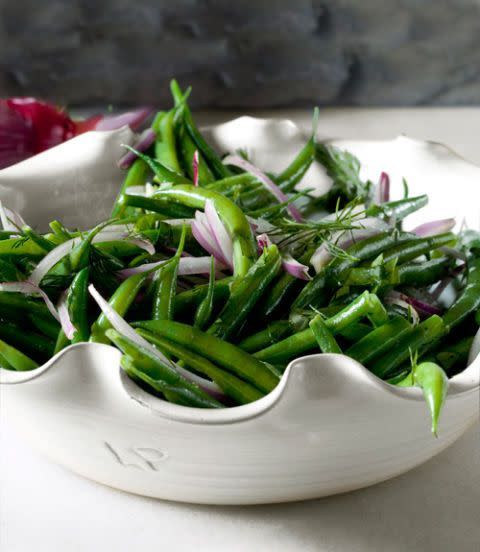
137;329;262;404
106;328;221;406
369;315;446;379
0;236;45;258
336;322;372;341
397;257;453;287
0;231;17;241
152;225;186;320
111;158;150;218
49;220;72;241
0;322;54;360
0;293;52;319
154;109;182;173
365;195;428;221
442;257;480;330
256;292;385;364
121;355;223;408
133;320;280;393
68;267;90;344
21;226;55;252
123;194;196;219
309;315;342;353
28;314;60;340
381;233;456;265
53;330;70;354
171;80;232;180
152;186;256;277
433;337;474;375
0;258;23;281
194;257;216;329
90;272;148;343
415;361;449;436
238;321;293;353
124;147;191;186
208;244;282;339
0;337;38;371
293;232;411;310
346;316;412;365
174;277;232;316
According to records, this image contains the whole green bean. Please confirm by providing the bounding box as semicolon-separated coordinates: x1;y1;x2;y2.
194;256;216;329
151;226;186;320
257;292;386;364
154;109;182;173
28;313;60;340
111;158;150;218
174;277;232;316
68;267;90;344
381;233;455;265
415;361;449;436
137;329;263;404
365;195;428;221
208;244;282;340
369;315;445;379
106;329;221;406
442;257;480;330
238;320;293;353
133;320;280;393
309;315;342;353
0;322;54;359
397;257;452;286
345;316;412;365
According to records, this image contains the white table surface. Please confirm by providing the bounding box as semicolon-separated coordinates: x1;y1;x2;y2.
1;108;479;552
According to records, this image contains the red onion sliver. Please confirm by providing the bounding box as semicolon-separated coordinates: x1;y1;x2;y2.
192;212;230;267
310;225;383;274
0;202;26;231
385;291;421;325
118;128;156;169
0;281;59;322
88;284;223;398
282;254;311;280
256;233;272;250
118;256;214;279
192;150;199;186
376;172;390;204
385;290;441;318
204;200;233;267
94;107;152;131
57;291;76;340
223;154;303;222
413;218;456;237
29;237;81;286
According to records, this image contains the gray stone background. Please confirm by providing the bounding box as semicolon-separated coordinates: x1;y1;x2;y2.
1;0;479;108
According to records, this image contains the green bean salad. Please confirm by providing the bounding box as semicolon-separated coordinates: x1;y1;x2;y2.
1;80;479;435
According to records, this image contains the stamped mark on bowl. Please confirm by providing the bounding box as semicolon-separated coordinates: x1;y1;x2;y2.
104;441;168;471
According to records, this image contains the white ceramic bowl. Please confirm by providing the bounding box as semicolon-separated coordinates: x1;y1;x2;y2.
0;118;479;505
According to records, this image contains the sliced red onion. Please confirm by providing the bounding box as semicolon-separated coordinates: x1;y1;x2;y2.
57;291;76;340
204;200;233;266
256;233;272;250
0;202;27;231
88;284;223;399
29;237;81;286
118;256;214;279
93;107;152;131
0;281;59;321
385;291;420;325
118;128;156;169
282;254;311;280
223;154;303;222
385;290;441;318
125;237;155;255
192;150;199;187
375;172;390;204
191;209;231;268
413;218;456;237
